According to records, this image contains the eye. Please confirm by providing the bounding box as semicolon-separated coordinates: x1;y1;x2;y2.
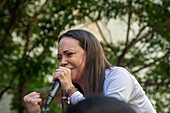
67;52;73;56
57;56;62;61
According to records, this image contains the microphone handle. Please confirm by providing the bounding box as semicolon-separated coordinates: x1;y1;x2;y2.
45;80;61;108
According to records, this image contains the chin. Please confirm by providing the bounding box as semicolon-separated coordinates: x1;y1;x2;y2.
72;78;79;83
71;76;76;82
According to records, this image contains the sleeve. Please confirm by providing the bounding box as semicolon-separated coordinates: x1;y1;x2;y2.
69;91;85;105
104;68;134;103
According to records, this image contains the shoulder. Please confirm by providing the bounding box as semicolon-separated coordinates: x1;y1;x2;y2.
103;67;136;102
104;66;137;89
104;66;144;96
105;66;133;79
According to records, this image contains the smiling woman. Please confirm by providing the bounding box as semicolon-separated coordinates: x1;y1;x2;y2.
23;29;157;113
57;29;111;96
56;37;86;87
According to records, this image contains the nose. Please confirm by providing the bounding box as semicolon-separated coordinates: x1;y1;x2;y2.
60;57;68;67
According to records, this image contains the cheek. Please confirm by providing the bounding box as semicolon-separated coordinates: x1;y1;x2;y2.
70;69;78;81
70;56;86;81
70;59;82;68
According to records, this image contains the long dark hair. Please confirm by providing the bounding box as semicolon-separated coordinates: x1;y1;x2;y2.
58;29;111;95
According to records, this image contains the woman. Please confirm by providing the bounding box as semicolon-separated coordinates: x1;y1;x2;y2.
24;29;156;113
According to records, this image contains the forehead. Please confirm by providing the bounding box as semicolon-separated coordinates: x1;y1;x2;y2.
58;37;81;52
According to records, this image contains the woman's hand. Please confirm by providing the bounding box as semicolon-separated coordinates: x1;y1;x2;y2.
53;66;74;92
23;92;42;113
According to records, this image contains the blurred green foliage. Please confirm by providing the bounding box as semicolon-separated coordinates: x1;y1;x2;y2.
0;0;169;113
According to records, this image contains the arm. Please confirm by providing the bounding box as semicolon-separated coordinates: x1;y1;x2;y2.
69;91;85;105
104;67;134;103
70;67;134;104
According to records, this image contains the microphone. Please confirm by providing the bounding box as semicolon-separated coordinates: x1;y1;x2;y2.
45;79;61;110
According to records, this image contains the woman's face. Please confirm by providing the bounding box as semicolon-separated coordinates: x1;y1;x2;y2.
57;37;86;83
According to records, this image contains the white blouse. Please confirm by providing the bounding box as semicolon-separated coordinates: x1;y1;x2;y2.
69;67;157;113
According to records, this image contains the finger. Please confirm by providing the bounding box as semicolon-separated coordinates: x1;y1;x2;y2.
24;92;36;101
53;70;66;79
58;68;71;74
52;71;64;83
58;66;70;70
55;68;68;73
27;92;39;97
52;72;60;83
54;69;71;79
31;94;40;99
55;68;64;72
26;97;42;105
30;98;42;104
24;92;40;101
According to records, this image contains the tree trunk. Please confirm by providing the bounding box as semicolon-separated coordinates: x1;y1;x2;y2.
18;76;29;113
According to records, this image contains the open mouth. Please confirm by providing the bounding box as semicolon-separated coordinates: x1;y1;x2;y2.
70;68;73;71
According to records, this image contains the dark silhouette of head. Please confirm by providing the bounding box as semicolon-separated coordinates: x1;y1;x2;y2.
66;96;136;113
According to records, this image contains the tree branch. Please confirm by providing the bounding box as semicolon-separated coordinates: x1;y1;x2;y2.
117;14;170;66
117;28;156;66
0;0;7;9
132;51;170;73
144;79;169;87
135;25;147;39
105;43;118;57
23;0;48;57
117;13;170;66
125;12;132;48
95;21;109;44
125;34;154;67
131;29;156;48
0;74;17;99
95;21;118;57
0;0;21;50
162;15;170;26
125;50;142;67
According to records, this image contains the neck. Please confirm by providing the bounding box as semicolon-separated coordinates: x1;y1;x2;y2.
76;79;87;96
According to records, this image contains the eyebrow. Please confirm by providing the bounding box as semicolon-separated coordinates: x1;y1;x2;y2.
57;49;75;56
63;49;74;53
